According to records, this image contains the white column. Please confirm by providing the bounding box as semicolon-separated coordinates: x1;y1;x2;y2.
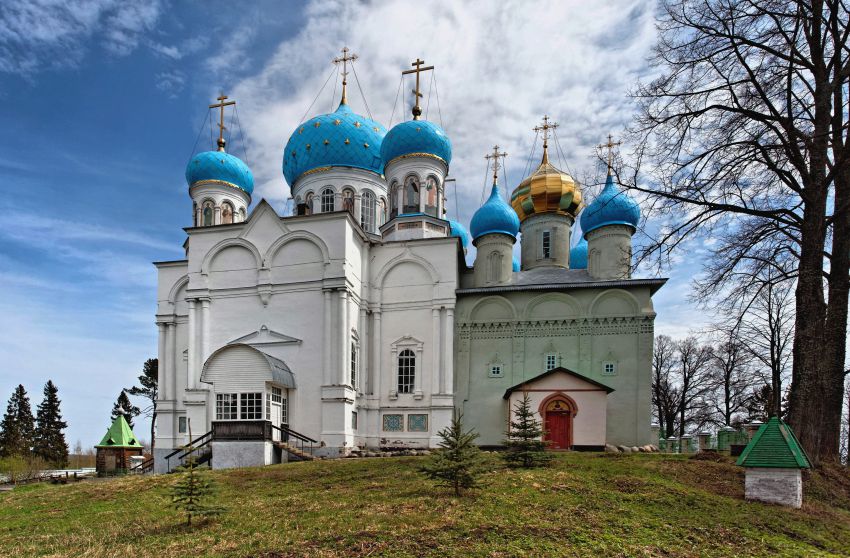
359;307;367;393
371;310;382;396
419;177;426;213
323;290;332;385
396;187;403;215
157;323;166;400
201;298;210;365
443;308;454;394
166;322;177;400
338;290;349;385
432;308;441;394
187;299;197;390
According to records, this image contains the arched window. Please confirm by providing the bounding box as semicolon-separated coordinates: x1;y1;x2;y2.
361;190;376;232
342;188;355;214
390;181;400;219
202;201;214;226
193;202;198;226
304;192;314;216
425;176;439;216
239;207;246;222
350;341;358;388
321;188;335;212
379;198;388;225
488;251;503;283
403;176;420;214
397;349;415;394
221;202;234;224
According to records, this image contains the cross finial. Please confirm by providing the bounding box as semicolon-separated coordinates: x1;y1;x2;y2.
401;57;435;120
484;145;508;186
209;93;236;151
533;115;559;164
598;133;622;175
333;46;358;105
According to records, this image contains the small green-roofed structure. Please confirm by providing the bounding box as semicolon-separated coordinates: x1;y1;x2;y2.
736;416;811;469
737;417;810;508
95;416;144;475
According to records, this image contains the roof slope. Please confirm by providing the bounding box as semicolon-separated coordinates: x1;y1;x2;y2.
503;366;614;399
96;416;142;448
736;417;811;469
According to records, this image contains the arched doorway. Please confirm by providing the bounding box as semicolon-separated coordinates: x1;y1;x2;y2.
539;394;577;450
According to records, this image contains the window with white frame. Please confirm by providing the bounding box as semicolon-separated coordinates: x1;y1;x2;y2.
321;188;335;212
542;230;551;258
397;349;416;394
216;393;237;420
240;392;263;420
361;190;376;232
350;341;358;388
489;364;503;377
178;416;188;434
545;353;558;371
281;391;288;425
271;387;282;403
603;362;617;376
265;392;271;420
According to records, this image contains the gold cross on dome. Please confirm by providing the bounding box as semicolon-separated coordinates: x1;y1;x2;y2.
533;115;558;163
209;93;236;151
333;46;358;105
484;145;508;185
598;133;622;173
401;57;434;120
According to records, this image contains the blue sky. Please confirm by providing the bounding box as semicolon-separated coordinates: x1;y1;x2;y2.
0;0;704;449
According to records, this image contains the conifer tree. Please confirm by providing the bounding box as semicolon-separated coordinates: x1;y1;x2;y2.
33;381;69;467
0;385;35;457
126;358;158;453
169;420;221;526
111;391;140;430
420;412;488;496
503;393;553;468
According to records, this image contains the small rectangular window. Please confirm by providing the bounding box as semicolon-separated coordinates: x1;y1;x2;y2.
352;411;358;430
545;354;558;371
281;392;288;425
603;362;617;376
216;393;237;420
542;231;551;259
350;342;358;388
240;392;263;420
489;364;503;377
271;387;282;403
178;416;187;434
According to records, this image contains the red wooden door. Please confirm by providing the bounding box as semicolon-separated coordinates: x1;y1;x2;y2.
545;411;572;449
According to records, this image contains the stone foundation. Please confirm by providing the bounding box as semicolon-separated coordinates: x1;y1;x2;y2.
744;467;802;508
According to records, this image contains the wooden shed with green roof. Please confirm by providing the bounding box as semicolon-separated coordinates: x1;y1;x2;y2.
737;417;811;508
95;416;144;474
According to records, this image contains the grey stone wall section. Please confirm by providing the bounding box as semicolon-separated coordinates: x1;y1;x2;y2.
744;467;802;508
211;441;275;470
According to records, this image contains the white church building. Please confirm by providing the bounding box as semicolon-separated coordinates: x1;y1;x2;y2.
152;53;664;472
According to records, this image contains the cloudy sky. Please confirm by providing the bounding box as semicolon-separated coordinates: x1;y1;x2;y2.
0;0;704;448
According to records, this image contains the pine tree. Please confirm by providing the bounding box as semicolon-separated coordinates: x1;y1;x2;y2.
420;412;488;496
0;385;35;458
126;358;158;453
169;420;222;526
111;391;140;430
33;381;69;467
503;393;554;468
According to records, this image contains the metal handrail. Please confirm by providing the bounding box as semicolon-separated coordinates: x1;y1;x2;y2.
271;424;317;459
164;430;212;460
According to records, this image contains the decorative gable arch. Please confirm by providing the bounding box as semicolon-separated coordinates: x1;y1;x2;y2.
201;237;263;276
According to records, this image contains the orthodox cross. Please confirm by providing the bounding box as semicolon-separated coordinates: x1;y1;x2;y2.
333;46;358;105
533;115;558;163
485;145;508;186
598;133;622;174
209;93;236;151
401;58;434;120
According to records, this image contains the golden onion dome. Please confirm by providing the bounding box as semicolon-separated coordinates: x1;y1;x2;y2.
510;149;582;222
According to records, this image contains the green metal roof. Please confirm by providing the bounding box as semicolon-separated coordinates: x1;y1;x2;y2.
736;417;811;469
96;416;143;448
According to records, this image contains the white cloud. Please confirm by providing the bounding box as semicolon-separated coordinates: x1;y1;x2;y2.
0;0;163;75
155;69;187;97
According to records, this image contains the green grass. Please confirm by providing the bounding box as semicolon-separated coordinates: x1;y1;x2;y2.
2;452;849;557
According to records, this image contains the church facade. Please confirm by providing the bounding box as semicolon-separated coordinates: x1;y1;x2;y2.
152;54;664;472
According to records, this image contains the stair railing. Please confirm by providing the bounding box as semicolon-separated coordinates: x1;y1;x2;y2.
271;424;318;458
164;430;212;473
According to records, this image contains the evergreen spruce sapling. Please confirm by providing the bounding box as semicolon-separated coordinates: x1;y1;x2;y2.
33;381;69;467
169;420;221;526
503;393;553;468
126;358;158;453
111;391;140;430
420;412;488;496
0;385;35;458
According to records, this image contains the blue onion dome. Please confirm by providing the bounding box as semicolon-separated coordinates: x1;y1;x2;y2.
470;184;521;241
282;102;386;187
380;119;452;168
580;173;640;237
448;219;471;248
512;256;521;272
570;237;588;269
186;149;254;195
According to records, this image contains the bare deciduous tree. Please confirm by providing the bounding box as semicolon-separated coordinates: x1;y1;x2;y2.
675;337;716;436
653;335;680;437
708;326;754;427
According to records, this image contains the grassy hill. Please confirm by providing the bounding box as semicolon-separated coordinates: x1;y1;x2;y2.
2;452;849;557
